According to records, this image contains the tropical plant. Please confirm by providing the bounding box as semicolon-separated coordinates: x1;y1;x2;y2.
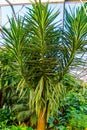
47;76;87;130
0;124;33;130
64;4;87;74
2;1;87;130
0;105;16;129
0;48;15;108
12;88;37;128
0;48;17;88
69;109;87;130
0;48;35;127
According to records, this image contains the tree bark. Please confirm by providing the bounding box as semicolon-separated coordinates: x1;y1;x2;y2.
37;109;46;130
0;89;4;108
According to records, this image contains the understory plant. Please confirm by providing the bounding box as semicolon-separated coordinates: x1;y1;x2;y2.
48;75;87;130
0;105;16;129
0;125;33;130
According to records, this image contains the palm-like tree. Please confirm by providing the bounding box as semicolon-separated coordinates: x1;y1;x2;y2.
63;5;87;75
2;1;87;130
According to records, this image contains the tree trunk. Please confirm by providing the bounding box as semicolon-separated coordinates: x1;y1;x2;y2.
0;89;4;108
37;109;46;130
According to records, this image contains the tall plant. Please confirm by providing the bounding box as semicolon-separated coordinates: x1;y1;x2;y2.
2;1;87;130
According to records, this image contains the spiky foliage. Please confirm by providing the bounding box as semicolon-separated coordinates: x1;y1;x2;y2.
63;5;87;75
0;48;15;88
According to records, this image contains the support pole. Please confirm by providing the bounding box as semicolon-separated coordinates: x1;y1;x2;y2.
0;6;2;26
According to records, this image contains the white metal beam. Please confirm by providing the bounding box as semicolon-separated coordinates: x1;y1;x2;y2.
0;0;64;6
0;7;2;25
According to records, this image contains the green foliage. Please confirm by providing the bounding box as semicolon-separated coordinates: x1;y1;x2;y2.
13;106;31;122
62;74;83;91
65;87;87;129
65;5;87;50
63;4;87;75
0;105;17;129
0;48;32;125
48;116;67;130
0;48;21;89
48;74;87;129
9;125;33;130
0;125;33;130
69;109;87;129
2;0;66;119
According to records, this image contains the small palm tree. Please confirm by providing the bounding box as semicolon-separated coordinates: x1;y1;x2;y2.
2;1;87;130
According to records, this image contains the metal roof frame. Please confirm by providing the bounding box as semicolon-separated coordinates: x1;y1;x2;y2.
0;0;87;6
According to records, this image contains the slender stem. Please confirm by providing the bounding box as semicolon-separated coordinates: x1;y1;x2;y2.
63;0;66;30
